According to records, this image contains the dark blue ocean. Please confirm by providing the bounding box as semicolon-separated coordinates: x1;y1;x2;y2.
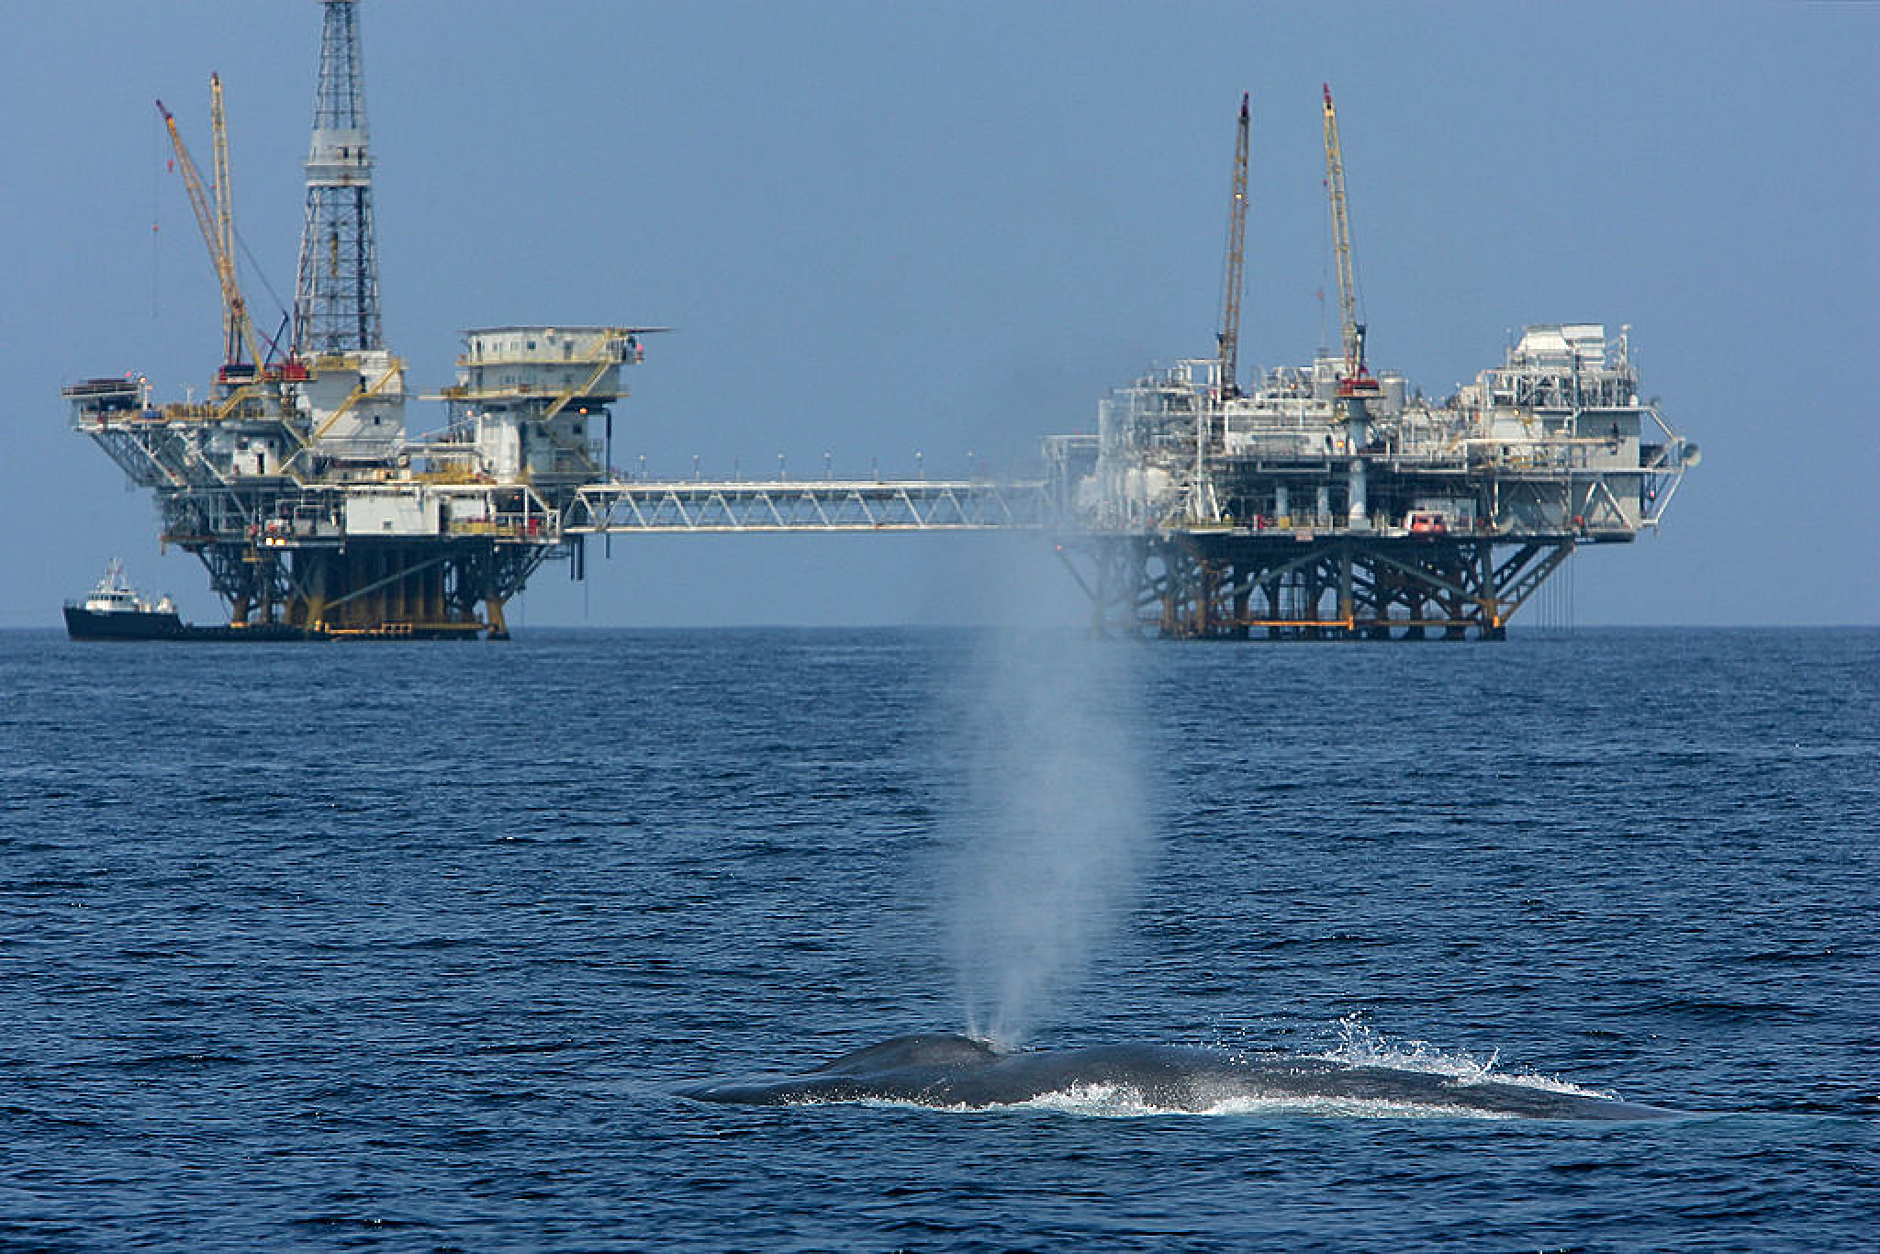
3;627;1876;1250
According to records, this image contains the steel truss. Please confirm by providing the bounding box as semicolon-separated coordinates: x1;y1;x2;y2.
565;480;1055;533
1057;531;1578;640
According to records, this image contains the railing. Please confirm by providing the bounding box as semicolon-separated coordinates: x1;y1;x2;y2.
447;514;555;541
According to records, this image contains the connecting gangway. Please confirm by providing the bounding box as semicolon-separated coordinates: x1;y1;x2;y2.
564;479;1056;534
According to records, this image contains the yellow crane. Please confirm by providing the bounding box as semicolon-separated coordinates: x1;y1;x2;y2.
1217;93;1250;398
157;85;263;375
210;73;241;367
1321;82;1372;388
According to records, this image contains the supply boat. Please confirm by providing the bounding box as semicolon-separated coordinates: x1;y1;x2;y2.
64;561;306;641
63;562;185;640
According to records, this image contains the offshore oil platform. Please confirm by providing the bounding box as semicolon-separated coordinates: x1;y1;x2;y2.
64;4;1693;641
65;1;658;639
1046;92;1696;639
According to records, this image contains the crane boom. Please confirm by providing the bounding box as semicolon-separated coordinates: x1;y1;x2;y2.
1321;83;1363;380
156;95;262;371
1217;93;1250;397
210;74;239;366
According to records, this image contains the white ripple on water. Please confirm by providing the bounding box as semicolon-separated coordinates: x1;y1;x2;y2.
845;1084;1521;1120
1312;1015;1620;1101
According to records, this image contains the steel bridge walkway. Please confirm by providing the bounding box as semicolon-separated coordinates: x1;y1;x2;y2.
564;480;1057;533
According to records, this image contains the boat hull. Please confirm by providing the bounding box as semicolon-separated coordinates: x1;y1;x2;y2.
64;606;188;640
62;606;488;642
63;606;309;642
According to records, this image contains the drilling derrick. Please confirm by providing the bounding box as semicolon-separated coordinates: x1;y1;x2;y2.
294;0;381;357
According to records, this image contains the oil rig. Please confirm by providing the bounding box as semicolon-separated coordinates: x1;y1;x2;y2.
66;0;1045;640
63;1;667;639
1044;89;1698;638
63;5;1692;641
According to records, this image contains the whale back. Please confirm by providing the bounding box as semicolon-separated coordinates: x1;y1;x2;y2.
683;1033;1676;1119
811;1032;1002;1074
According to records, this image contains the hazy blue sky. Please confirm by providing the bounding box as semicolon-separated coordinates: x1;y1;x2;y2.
5;1;1874;628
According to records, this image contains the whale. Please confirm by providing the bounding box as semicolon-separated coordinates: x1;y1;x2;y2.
681;1032;1676;1120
